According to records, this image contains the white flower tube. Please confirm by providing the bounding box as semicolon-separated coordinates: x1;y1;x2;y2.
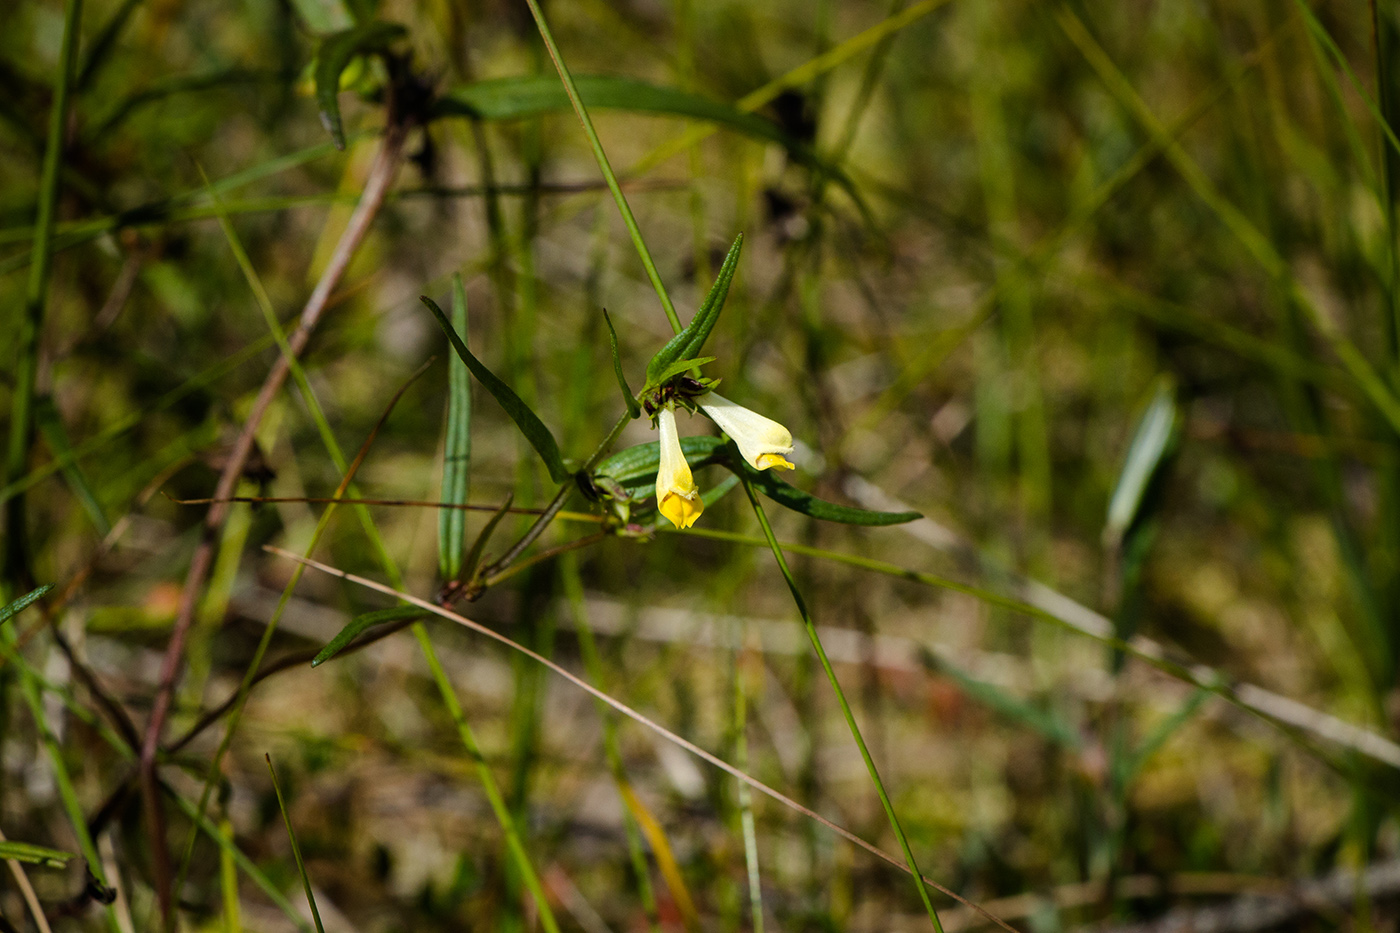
698;392;795;471
655;407;703;529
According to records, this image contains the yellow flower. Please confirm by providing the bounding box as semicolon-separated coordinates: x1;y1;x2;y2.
698;393;795;471
655;407;703;529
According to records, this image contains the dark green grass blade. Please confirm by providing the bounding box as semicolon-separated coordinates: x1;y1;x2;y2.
421;295;569;483
435;78;860;206
439;275;473;581
315;21;406;149
1;585;52;628
311;607;429;667
265;756;326;933
646;234;743;383
0;841;75;868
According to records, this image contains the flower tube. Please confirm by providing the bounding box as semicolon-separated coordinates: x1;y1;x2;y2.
655;407;703;528
698;392;795;471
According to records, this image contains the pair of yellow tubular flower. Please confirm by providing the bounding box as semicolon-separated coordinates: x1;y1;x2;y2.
655;393;795;529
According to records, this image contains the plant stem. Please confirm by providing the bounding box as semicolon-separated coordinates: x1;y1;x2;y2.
739;480;944;931
520;0;682;334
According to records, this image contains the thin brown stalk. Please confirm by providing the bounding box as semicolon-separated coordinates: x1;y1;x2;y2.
137;115;408;925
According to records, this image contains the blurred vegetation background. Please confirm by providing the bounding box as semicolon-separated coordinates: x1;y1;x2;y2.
6;0;1400;929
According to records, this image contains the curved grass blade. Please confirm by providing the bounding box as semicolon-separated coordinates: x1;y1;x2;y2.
0;841;74;868
1;584;52;627
311;607;429;667
265;755;326;933
439;275;472;581
646;234;743;383
435;78;862;213
1104;379;1179;548
463;494;515;583
315;21;406;148
421;295;569;483
602;309;641;418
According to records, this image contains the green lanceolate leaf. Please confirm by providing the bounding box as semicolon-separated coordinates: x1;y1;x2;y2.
646;234;743;384
593;436;729;499
1105;378;1179;548
439;275;472;581
602;309;640;418
314;21;406;148
0;840;75;868
1;584;52;627
421;296;570;484
433;78;861;205
728;447;922;525
312;606;428;667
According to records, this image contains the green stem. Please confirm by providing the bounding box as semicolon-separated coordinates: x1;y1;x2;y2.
740;481;943;930
520;0;682;334
5;0;83;587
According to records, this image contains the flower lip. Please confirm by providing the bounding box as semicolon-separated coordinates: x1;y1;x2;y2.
655;407;703;529
697;392;795;472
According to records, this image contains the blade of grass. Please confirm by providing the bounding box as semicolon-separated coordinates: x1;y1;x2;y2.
219;817;243;933
439;275;473;581
265;755;326;933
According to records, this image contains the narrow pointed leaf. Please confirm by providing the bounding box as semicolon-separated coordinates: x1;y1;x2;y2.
647;234;744;384
463;494;514;582
421;296;570;483
265;756;326;933
0;840;75;868
1;584;52;627
602;309;641;418
439;275;472;581
314;21;406;148
311;606;427;667
728;446;921;525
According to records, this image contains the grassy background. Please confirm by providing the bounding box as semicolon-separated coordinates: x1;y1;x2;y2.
3;0;1400;929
